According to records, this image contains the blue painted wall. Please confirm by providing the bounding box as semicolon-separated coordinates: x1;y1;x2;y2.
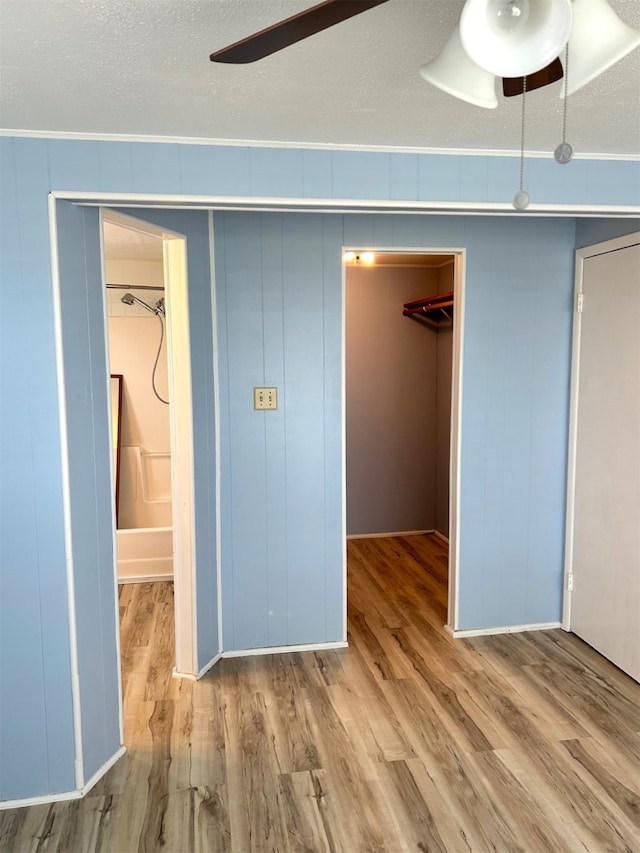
55;201;122;782
575;217;640;249
215;213;345;650
0;133;637;801
0;143;76;800
215;212;578;645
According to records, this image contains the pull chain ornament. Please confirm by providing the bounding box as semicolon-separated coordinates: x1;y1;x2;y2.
513;74;530;210
555;45;573;164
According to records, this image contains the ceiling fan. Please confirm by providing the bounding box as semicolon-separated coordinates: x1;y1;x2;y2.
210;0;640;109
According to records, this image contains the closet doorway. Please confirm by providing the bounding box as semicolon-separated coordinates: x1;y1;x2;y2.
344;249;464;631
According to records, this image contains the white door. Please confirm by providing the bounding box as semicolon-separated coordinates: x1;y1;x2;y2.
568;236;640;682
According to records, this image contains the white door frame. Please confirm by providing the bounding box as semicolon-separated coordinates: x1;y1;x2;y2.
562;229;640;629
342;246;466;634
101;209;198;677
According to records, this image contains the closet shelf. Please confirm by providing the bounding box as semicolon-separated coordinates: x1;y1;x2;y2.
403;290;454;323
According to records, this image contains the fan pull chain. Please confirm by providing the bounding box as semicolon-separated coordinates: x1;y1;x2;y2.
513;74;530;210
555;44;573;164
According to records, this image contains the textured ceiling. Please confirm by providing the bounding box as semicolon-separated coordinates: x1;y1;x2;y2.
1;0;638;155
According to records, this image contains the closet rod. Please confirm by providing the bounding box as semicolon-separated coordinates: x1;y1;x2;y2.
403;290;454;311
403;299;454;317
106;283;165;292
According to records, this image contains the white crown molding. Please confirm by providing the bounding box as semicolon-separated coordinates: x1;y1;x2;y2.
1;128;639;161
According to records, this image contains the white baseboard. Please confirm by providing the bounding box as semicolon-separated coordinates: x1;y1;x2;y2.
198;652;222;678
80;746;126;796
0;788;80;811
172;668;197;681
445;621;562;639
222;640;348;659
433;530;449;544
173;642;347;674
117;557;173;583
347;529;434;540
118;573;173;584
172;652;223;681
0;746;126;811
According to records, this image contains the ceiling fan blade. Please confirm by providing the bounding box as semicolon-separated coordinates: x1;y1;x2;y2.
502;57;564;97
210;0;390;64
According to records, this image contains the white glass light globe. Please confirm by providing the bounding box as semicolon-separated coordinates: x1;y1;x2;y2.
460;0;573;77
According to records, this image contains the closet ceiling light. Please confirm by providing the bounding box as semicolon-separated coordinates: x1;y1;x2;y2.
344;252;376;266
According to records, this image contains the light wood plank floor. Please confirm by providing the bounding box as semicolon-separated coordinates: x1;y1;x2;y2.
2;534;639;852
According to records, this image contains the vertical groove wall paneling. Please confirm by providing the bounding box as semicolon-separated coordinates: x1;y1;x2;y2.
0;139;54;800
281;214;330;645
55;201;121;782
213;212;577;642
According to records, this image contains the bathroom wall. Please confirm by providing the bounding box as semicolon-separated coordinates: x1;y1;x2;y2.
105;258;172;528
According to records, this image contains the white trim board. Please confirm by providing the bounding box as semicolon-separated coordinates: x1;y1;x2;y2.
162;230;199;678
208;211;224;661
347;529;434;540
222;641;348;659
150;640;347;679
0;747;126;811
3;128;639;160
341;248;348;644
48;195;86;791
446;622;562;639
433;531;449;545
198;652;222;679
100;210;125;750
118;574;173;585
172;653;223;682
52;192;640;218
448;247;466;633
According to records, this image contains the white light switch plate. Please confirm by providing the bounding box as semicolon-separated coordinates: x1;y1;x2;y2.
254;387;278;410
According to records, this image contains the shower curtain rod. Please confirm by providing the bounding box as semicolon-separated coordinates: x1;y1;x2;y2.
106;283;165;292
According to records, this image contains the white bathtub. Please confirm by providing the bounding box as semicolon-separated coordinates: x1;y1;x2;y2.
116;526;173;583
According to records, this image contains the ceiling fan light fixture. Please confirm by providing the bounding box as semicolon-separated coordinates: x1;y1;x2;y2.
460;0;573;77
562;0;640;97
419;27;498;109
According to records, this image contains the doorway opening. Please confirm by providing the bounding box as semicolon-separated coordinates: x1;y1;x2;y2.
101;210;197;686
104;218;172;577
344;248;464;632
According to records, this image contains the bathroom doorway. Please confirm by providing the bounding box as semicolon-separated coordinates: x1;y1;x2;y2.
102;210;197;679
